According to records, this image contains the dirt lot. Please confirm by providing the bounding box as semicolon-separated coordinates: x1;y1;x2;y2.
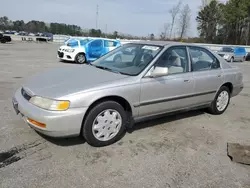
0;42;250;188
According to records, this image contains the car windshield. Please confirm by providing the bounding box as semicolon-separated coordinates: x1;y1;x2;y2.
221;47;233;52
91;43;163;76
67;39;79;47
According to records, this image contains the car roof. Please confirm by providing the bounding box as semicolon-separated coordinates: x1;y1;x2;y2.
125;40;209;48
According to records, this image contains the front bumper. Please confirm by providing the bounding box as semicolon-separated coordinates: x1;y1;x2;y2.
223;56;231;61
57;51;75;61
13;87;88;138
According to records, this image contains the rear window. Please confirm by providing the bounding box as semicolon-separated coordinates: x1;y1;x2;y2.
104;40;116;47
222;47;233;52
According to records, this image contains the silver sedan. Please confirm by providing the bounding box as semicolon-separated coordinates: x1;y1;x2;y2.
12;41;244;147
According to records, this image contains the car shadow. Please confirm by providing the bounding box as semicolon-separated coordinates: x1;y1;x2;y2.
38;109;206;147
59;60;77;64
36;132;86;147
129;109;205;133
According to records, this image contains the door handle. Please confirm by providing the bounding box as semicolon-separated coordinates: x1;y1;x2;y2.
184;79;190;82
217;75;221;77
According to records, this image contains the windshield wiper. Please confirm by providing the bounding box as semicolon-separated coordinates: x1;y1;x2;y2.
89;64;130;75
92;65;121;74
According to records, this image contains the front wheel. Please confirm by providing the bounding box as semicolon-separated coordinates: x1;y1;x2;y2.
75;53;86;64
208;86;230;115
0;39;6;43
230;57;234;63
82;101;127;147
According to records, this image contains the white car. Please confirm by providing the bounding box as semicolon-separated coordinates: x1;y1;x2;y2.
57;37;121;64
57;37;92;63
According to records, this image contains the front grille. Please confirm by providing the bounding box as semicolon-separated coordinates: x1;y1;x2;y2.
58;51;64;58
218;54;224;57
21;88;32;101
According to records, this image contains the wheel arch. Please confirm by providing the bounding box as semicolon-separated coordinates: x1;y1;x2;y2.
80;95;133;132
74;52;86;63
221;82;233;94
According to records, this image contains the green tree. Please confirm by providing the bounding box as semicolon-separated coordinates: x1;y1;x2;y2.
113;31;118;39
221;0;250;44
0;16;10;30
149;33;155;40
196;0;222;43
12;20;25;31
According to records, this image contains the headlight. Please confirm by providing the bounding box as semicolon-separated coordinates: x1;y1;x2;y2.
224;54;229;58
29;96;70;111
65;49;75;53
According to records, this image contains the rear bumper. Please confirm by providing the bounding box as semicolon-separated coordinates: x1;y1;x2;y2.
232;83;244;97
13;87;88;138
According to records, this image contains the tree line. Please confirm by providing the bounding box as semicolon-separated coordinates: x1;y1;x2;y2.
197;0;250;45
0;16;143;40
2;0;250;45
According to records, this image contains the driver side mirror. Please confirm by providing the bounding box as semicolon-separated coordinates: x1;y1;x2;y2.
147;67;169;78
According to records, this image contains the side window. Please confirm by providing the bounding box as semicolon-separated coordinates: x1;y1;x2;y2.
154;46;189;75
189;47;220;72
79;39;89;46
90;40;103;47
104;40;115;47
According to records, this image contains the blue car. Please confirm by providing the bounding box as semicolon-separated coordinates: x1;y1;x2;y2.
218;46;247;62
58;38;121;64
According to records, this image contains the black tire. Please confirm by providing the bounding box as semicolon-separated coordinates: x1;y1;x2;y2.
82;101;127;147
208;86;230;115
75;53;86;64
230;57;234;63
0;38;6;43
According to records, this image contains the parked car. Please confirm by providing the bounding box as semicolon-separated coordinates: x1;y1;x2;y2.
217;46;246;62
0;33;11;43
245;50;250;61
57;38;121;63
12;41;243;147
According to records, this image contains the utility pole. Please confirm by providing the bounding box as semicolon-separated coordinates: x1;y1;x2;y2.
96;5;99;29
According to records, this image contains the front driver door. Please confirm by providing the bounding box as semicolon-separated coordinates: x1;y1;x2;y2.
88;39;104;60
139;46;195;117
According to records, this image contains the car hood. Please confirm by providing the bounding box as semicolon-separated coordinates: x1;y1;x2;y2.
22;65;129;99
59;45;81;50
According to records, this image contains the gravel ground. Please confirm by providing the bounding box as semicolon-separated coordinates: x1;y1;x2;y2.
0;42;250;188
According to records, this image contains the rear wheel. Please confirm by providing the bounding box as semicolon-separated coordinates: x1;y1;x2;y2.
208;86;230;115
75;53;86;64
82;101;127;147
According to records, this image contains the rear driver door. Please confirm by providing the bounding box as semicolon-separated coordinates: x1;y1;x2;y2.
187;46;223;105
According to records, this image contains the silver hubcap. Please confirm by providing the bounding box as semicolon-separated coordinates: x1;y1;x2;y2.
216;91;229;111
77;54;85;63
92;109;122;141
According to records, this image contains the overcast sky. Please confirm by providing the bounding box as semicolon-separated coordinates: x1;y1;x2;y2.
1;0;227;37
